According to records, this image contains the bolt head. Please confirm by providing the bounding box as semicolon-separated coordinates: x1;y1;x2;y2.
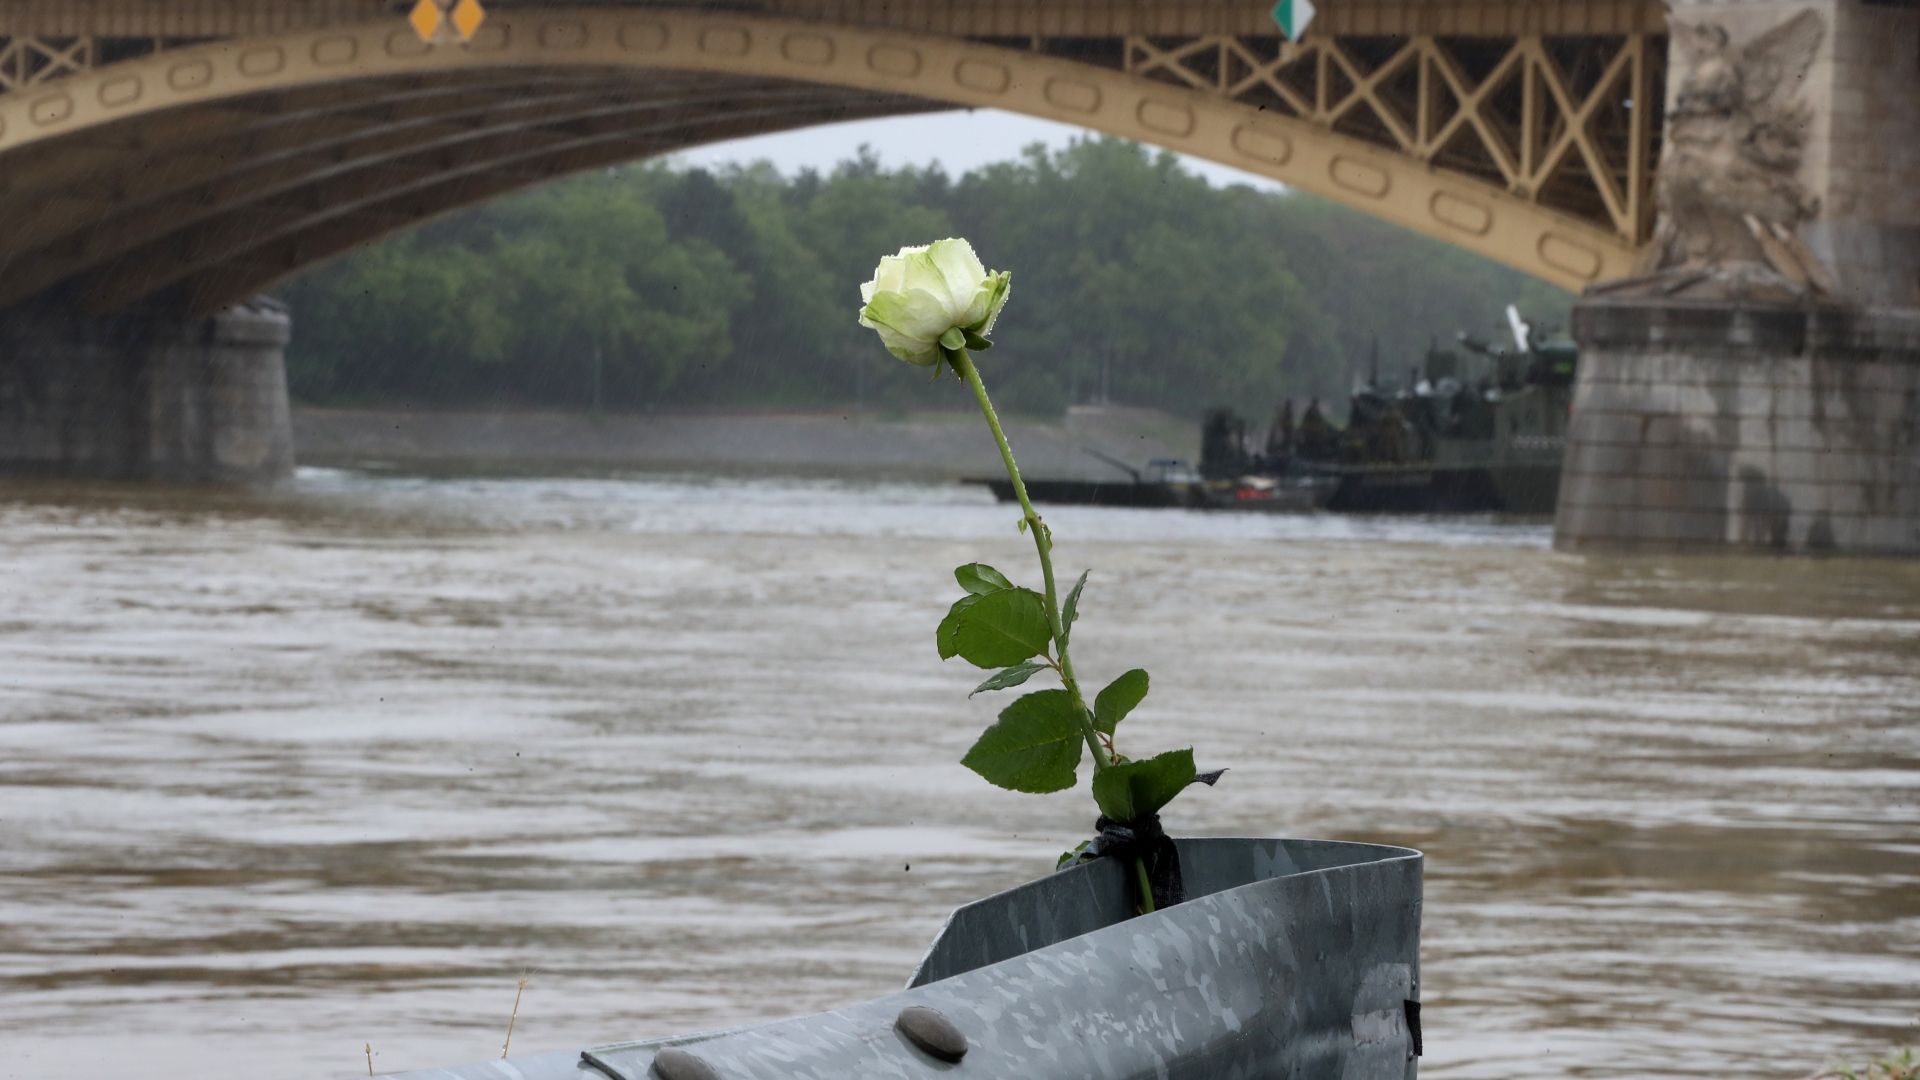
895;1005;968;1063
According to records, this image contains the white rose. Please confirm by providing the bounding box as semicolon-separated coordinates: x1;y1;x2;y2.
857;238;1012;367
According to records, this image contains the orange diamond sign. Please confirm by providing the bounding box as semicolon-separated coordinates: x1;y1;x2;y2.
451;0;487;41
407;0;442;41
409;0;486;44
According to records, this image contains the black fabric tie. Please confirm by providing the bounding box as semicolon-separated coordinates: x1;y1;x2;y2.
1078;813;1185;911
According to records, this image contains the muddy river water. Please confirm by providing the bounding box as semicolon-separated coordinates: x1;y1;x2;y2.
1;467;1916;1079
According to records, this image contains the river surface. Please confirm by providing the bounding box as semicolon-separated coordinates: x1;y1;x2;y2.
1;467;1916;1080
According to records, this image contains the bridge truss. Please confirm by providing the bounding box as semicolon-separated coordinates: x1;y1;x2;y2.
0;1;1664;313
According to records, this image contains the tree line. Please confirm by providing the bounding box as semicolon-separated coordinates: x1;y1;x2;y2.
280;136;1572;417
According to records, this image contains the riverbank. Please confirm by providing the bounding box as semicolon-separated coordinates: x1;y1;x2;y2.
292;404;1200;481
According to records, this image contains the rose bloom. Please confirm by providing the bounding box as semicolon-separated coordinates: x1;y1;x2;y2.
858;238;1011;367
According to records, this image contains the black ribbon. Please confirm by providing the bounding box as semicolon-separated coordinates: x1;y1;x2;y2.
1074;813;1186;911
1058;769;1226;913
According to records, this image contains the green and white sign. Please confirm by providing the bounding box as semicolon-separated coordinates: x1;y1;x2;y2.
1270;0;1317;41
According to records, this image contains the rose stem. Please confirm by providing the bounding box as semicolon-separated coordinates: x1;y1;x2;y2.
953;348;1159;915
1134;859;1157;915
951;348;1104;769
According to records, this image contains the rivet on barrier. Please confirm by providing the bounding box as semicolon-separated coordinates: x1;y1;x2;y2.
649;1046;721;1080
895;1004;968;1062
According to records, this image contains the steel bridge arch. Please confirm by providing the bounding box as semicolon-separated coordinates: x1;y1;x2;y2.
0;7;1644;315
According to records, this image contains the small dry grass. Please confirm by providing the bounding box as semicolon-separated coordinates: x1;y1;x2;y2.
359;971;537;1076
501;972;533;1059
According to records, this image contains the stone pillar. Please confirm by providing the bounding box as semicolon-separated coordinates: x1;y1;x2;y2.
0;298;294;483
1554;298;1920;555
1799;0;1920;307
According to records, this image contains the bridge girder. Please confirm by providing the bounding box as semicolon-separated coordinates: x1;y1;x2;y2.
0;4;1660;314
0;1;1667;39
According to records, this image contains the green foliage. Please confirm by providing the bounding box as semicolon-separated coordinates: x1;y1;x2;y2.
1819;1048;1919;1080
1093;669;1149;736
283;173;744;408
1061;570;1089;646
935;594;983;660
961;689;1086;793
1091;748;1198;822
954;562;1014;596
971;661;1048;697
279;140;1570;416
937;587;1052;669
926;354;1214;876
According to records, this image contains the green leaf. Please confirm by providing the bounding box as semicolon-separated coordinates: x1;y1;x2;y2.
936;594;982;660
1091;748;1196;822
948;587;1051;669
963;329;994;351
1061;570;1089;646
971;660;1048;697
938;326;966;351
954;562;1013;596
1093;668;1148;735
961;689;1085;794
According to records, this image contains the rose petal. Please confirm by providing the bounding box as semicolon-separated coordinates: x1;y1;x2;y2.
902;248;965;320
872;253;910;296
928;239;988;308
958;281;991;330
859;287;950;366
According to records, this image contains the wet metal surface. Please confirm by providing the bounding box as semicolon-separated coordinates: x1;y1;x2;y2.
554;840;1418;1080
0;467;1917;1079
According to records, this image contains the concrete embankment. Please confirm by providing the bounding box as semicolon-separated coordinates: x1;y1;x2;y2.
292;405;1201;481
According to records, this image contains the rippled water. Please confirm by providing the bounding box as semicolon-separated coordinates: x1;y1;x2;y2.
1;468;1915;1079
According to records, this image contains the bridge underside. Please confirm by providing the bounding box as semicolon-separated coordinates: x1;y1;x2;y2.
0;6;1660;318
0;0;1668;494
0;68;936;316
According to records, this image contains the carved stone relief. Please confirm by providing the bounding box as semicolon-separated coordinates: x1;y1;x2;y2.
1624;8;1834;300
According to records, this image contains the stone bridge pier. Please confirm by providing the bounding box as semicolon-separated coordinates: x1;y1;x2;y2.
1558;301;1920;555
0;301;293;483
1553;0;1920;557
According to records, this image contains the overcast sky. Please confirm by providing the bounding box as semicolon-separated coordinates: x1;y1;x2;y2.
674;108;1284;190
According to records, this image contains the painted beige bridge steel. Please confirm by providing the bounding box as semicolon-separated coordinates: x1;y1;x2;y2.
0;1;1663;315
